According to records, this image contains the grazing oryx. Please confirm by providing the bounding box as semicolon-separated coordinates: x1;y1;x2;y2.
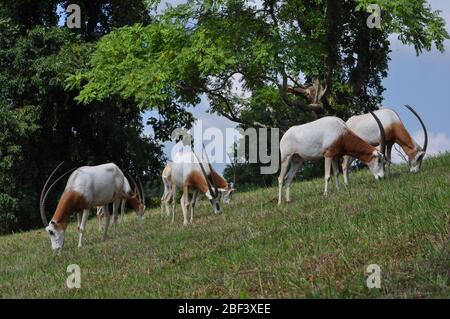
96;174;146;230
164;151;235;225
40;163;145;250
278;111;387;204
160;154;236;218
342;105;428;182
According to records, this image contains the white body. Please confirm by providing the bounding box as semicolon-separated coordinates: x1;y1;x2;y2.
280;117;348;161
344;108;425;181
345;109;401;146
66;163;130;206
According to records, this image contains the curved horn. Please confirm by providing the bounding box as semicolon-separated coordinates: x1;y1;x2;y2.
40;162;64;226
202;144;218;196
367;108;386;156
137;177;145;206
404;104;428;153
125;172;141;201
193;152;216;198
40;166;76;226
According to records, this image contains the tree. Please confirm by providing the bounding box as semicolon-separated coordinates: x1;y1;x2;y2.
73;0;448;186
0;1;187;233
76;0;448;129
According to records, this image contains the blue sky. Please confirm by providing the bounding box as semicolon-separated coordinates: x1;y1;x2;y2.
148;0;450;171
381;0;450;161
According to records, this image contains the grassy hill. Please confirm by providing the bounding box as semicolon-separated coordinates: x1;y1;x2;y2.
1;153;449;298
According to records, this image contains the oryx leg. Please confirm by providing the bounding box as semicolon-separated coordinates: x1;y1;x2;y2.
284;154;303;203
180;186;190;226
331;157;340;190
324;157;332;196
278;155;292;205
111;200;120;232
160;189;169;215
101;204;110;240
171;184;177;224
386;144;393;177
77;211;82;232
163;187;173;217
120;199;126;223
190;189;199;224
78;209;90;248
96;207;103;232
342;155;354;186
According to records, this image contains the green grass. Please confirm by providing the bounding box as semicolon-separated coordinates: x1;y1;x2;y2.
1;154;449;298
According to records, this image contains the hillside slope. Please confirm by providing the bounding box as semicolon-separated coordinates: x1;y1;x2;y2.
1;154;449;298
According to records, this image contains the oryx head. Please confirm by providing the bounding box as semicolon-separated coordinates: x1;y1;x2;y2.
46;220;65;250
126;174;146;220
220;183;236;204
40;162;75;250
404;105;428;173
366;109;389;180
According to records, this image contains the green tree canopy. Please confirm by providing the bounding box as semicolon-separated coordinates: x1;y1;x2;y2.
75;0;449;130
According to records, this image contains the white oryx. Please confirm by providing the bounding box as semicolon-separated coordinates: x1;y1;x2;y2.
40;163;145;250
343;105;428;183
160;155;236;219
278;111;387;204
162;151;235;225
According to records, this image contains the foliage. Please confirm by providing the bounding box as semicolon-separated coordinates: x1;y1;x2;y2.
0;2;180;234
76;0;449;130
74;0;448;184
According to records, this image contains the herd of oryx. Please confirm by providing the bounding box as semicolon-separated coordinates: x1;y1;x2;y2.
40;105;427;250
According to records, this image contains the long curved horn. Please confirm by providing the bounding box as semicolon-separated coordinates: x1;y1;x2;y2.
137;177;145;205
367;108;387;156
405;104;428;152
40;162;64;226
40;166;75;226
193;152;216;198
202;144;218;195
125;172;141;201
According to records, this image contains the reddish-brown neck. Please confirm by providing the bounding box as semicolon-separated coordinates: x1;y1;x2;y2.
385;123;417;159
128;196;142;213
52;191;88;230
325;129;375;163
185;171;209;193
210;170;228;189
